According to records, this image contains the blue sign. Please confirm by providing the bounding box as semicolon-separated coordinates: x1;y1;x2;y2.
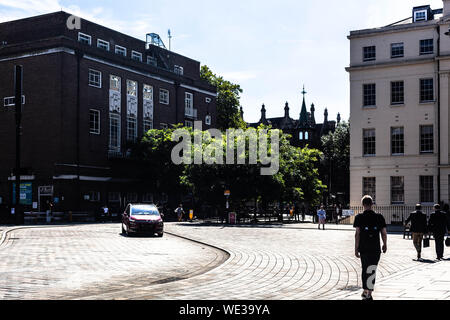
12;182;33;205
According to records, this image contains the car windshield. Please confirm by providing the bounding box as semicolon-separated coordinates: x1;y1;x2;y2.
131;206;159;216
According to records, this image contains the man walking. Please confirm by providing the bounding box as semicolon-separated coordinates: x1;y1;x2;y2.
405;204;428;261
354;195;387;300
175;204;185;222
428;204;448;260
294;204;300;222
317;205;326;230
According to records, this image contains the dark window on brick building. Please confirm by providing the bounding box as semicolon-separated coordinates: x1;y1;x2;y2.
89;109;100;135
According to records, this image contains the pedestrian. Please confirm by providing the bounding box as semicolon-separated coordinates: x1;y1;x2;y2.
444;203;450;233
354;195;387;300
405;204;428;261
317;205;327;230
428;204;448;261
301;205;306;222
103;205;109;223
335;204;340;224
294;204;300;222
174;204;185;222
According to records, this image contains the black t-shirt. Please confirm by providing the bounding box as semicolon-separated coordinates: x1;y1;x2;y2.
353;210;387;254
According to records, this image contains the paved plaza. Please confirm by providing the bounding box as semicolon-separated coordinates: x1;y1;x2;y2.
0;222;448;300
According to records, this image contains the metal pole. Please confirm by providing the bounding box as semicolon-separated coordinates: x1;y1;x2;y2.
14;65;23;225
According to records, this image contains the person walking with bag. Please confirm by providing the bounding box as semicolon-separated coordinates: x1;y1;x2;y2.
428;204;448;260
354;195;387;300
405;204;428;261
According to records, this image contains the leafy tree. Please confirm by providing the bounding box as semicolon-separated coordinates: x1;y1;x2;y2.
200;65;247;130
320;121;350;205
129;125;188;206
131;125;326;218
180;125;325;213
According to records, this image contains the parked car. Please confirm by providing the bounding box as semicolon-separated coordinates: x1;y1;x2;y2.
122;204;164;237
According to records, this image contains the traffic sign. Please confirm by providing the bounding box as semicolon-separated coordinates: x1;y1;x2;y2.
224;190;231;196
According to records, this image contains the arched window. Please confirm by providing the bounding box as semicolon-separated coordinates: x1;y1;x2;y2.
305;131;309;140
299;132;303;140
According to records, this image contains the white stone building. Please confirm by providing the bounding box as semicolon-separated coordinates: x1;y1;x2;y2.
348;1;450;207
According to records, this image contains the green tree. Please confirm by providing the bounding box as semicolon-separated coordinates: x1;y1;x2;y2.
200;65;247;130
130;125;188;205
180;125;325;213
321;121;350;204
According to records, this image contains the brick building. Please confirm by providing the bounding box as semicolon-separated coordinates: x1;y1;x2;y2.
0;11;217;217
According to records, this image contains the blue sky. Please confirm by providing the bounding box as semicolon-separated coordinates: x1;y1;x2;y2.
0;0;444;123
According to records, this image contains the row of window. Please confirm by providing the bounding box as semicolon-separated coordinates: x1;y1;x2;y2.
362;125;434;156
362;39;434;62
89;68;173;104
89;69;213;107
362;78;434;107
362;176;434;204
91;110;211;135
299;131;309;141
88;68;214;153
79;32;184;75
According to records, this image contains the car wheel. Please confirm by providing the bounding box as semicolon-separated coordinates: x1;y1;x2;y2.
157;232;163;238
122;223;126;235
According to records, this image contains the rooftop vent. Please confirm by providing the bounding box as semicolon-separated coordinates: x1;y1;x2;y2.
413;5;433;22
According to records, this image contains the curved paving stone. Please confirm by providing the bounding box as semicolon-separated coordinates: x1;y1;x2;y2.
0;224;228;300
0;222;447;300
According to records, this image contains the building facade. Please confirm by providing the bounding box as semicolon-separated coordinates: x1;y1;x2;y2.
0;11;217;216
348;1;450;207
248;88;339;149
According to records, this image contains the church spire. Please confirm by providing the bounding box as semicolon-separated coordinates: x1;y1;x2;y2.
299;85;308;128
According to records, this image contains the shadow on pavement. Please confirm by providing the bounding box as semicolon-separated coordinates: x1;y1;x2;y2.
416;259;436;264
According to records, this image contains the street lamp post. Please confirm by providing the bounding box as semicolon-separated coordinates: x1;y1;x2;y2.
14;65;24;225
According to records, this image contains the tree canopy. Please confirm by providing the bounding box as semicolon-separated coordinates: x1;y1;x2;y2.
200;65;247;130
131;125;326;211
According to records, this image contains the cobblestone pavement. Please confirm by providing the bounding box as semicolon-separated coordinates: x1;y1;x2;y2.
0;224;228;300
0;223;448;300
